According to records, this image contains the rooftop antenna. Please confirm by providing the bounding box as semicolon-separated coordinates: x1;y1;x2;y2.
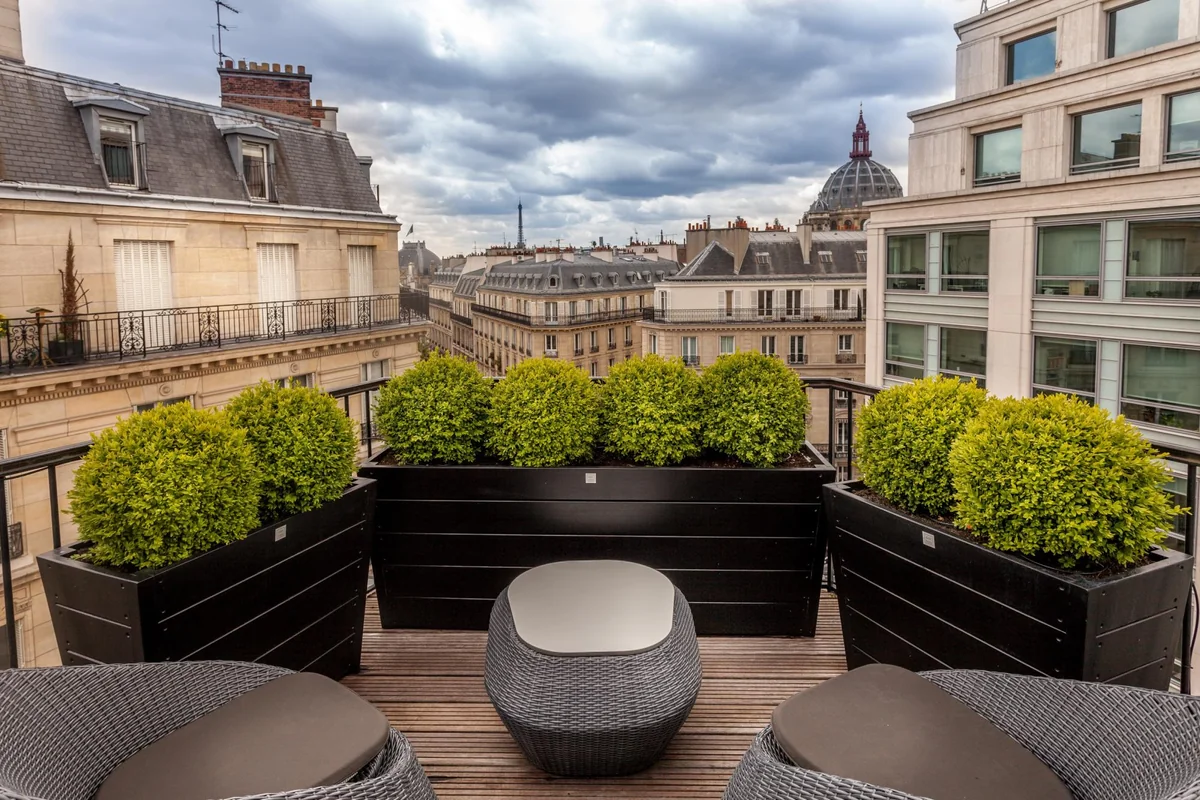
212;0;240;65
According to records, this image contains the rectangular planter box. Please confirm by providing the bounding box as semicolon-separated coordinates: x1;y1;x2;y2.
824;481;1195;690
359;445;835;636
37;478;376;680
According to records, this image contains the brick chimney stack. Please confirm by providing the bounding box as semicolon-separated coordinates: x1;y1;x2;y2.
217;60;339;131
0;0;23;64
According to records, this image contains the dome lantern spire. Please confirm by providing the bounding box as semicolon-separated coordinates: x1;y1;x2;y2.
850;105;872;160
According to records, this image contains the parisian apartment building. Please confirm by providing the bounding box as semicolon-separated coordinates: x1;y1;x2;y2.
0;0;426;666
864;0;1200;554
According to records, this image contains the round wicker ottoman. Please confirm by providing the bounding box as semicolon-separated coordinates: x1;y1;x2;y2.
484;560;702;777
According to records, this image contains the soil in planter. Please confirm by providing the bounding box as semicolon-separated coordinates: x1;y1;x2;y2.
849;484;1151;579
376;448;819;469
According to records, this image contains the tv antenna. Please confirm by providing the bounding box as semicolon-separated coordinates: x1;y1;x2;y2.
212;0;240;65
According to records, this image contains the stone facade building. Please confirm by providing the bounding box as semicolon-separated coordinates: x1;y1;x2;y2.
0;0;424;667
803;112;905;232
399;241;442;291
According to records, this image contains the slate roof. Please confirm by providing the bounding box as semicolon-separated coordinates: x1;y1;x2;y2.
808;157;903;214
399;242;442;278
480;253;676;296
0;60;384;215
672;231;867;281
454;268;485;299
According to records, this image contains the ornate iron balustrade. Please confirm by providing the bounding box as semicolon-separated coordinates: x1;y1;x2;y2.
642;306;864;325
1;293;429;374
471;304;645;328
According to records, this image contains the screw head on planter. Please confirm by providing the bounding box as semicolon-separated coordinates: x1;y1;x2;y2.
600;355;702;466
374;353;492;465
855;375;988;518
488;358;600;467
698;351;811;467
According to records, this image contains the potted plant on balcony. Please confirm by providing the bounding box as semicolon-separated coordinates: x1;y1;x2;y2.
37;381;375;679
824;377;1193;690
48;232;86;365
361;351;835;635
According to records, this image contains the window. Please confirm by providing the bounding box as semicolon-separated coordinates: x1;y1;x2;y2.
608;328;616;347
835;421;850;456
756;290;774;316
608;358;615;369
1126;220;1200;299
1163;470;1192;551
1036;225;1101;297
574;332;583;354
1071;103;1142;174
620;296;627;312
942;231;990;293
785;289;807;317
603;298;611;312
1033;337;1097;402
348;245;374;297
724;289;736;318
115;240;174;348
274;373;314;389
586;299;595;316
1121;344;1200;432
100;118;138;187
658;292;667;312
568;300;578;318
789;335;805;364
544;302;558;322
720;336;735;356
544;334;558;355
760;335;777;357
974;128;1022;186
242;141;271;200
361;359;389;436
1166;91;1200;162
682;336;699;366
887;235;926;291
885;322;924;380
135;396;192;413
940;327;987;387
590;361;598;377
624;325;632;345
549;275;559;288
838;334;854;353
650;334;658;355
257;243;298;303
833;289;850;310
1007;29;1056;84
590;330;599;351
1108;0;1178;58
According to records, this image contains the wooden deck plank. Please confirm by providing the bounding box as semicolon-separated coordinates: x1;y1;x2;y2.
344;592;847;799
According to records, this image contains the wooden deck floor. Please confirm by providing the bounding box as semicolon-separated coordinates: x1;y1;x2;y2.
343;594;848;799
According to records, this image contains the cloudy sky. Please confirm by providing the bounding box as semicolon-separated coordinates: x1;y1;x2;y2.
23;0;984;256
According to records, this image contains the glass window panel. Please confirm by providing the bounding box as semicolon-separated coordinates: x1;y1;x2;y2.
1162;471;1190;551
887;235;926;291
885;323;924;380
100;120;135;185
1007;30;1056;84
1127;220;1200;299
942;231;989;293
940;328;987;378
1036;225;1101;297
1072;103;1142;173
720;336;735;355
1166;91;1200;161
975;128;1022;185
1033;337;1097;395
1121;344;1200;432
1108;0;1179;58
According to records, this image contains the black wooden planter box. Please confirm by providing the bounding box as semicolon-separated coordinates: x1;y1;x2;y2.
37;478;376;680
359;445;835;636
823;481;1195;690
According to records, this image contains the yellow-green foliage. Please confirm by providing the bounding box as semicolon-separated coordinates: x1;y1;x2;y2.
488;358;599;467
375;354;491;464
225;380;357;523
699;352;811;467
600;355;702;466
68;403;261;570
855;376;988;517
950;394;1181;569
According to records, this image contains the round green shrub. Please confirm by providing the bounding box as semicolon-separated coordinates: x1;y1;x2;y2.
600;355;702;466
488;358;599;467
855;375;988;518
68;402;261;570
950;393;1180;569
225;380;358;523
698;352;811;467
375;353;491;464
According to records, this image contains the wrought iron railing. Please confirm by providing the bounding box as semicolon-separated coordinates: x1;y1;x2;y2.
2;292;429;374
642;306;864;324
471;304;645;328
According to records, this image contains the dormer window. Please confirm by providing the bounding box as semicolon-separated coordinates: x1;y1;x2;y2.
242;142;271;200
755;252;770;266
549;275;559;288
100;118;138;187
72;96;151;190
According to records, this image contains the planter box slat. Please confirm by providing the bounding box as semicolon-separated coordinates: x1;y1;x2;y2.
39;478;375;680
362;445;835;636
825;482;1194;690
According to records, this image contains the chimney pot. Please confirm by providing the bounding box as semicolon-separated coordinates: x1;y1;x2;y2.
238;59;247;69
224;59;233;68
315;98;323;107
285;64;293;73
259;60;268;70
298;65;306;74
249;61;258;69
272;63;280;72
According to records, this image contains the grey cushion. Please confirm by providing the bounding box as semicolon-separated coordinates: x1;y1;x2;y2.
770;664;1073;800
94;672;389;800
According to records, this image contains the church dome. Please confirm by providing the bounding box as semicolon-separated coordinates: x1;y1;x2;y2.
809;111;904;214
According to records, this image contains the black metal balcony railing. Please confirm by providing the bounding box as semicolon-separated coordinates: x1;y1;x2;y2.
836;353;858;365
428;297;452;310
608;342;617;350
1;292;430;374
682;355;700;367
471;304;645;328
642;306;864;324
574;348;585;357
625;339;634;348
789;354;809;365
590;345;600;354
101;141;149;190
450;312;473;328
243;160;278;203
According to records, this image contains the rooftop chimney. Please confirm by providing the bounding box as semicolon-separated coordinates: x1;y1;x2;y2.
0;0;23;64
217;60;336;129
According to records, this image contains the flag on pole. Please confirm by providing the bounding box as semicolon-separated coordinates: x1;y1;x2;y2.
405;224;414;237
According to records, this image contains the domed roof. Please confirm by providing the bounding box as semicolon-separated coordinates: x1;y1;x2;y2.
809;111;903;214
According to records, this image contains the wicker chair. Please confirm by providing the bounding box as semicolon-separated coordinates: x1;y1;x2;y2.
485;585;702;777
0;661;437;800
723;669;1200;800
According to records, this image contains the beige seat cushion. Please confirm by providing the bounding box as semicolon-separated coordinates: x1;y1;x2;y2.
508;560;675;656
771;664;1072;800
94;672;389;800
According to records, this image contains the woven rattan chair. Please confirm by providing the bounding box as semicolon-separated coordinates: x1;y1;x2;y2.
0;661;437;800
723;669;1200;800
484;584;702;777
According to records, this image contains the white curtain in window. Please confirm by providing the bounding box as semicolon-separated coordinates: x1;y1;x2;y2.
114;240;174;348
349;245;375;297
257;243;298;303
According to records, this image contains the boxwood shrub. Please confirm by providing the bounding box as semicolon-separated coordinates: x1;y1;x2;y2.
855;376;988;518
375;353;491;464
699;352;810;467
226;380;358;523
950;393;1181;569
488;358;599;467
68;402;261;570
600;355;702;466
